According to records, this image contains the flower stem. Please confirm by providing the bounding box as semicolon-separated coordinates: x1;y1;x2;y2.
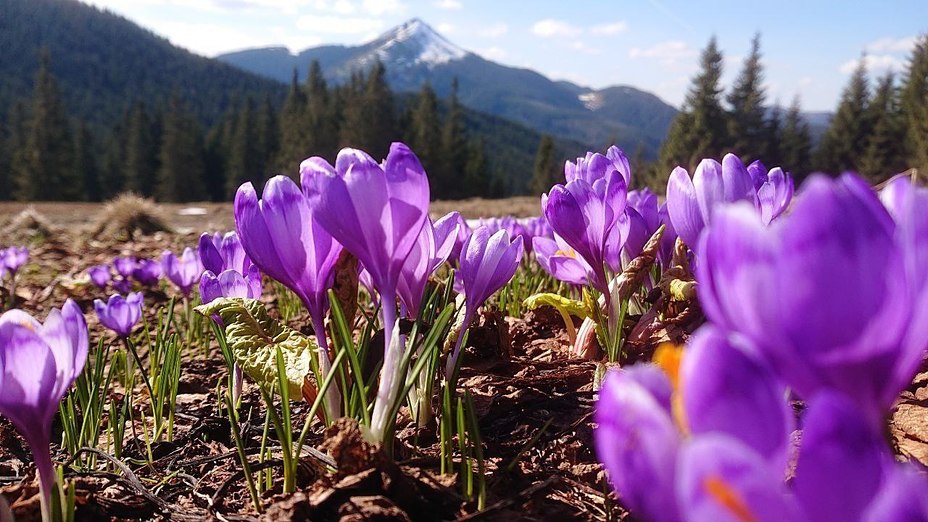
310;312;341;421
370;299;399;443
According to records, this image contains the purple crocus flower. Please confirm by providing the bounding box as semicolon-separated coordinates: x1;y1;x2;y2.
87;265;112;289
94;292;144;338
447;226;523;375
542;166;628;295
532;234;591;286
697;173;924;425
564;145;631;187
1;246;28;275
748;160;795;225
441;212;471;263
666;154;757;249
112;256;137;279
161;248;202;297
113;277;132;294
594;326;793;522
396;214;459;317
199;267;263;305
235;174;343;417
302;143;430;441
0;300;87;517
132;259;162;287
198;231;249;275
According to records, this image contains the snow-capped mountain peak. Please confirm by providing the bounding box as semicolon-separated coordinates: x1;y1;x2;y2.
367;18;467;67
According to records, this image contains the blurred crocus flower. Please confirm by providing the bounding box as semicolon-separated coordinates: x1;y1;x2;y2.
542;160;628;295
302;143;430;441
666;154;757;249
94;292;144;338
442;212;471;263
199;267;263;305
87;265;112;289
748;160;795;225
112;256;137;279
396;213;459;317
532;234;591;286
235;174;342;416
161;248;202;297
198;231;249;275
447;226;523;375
1;246;28;275
132;259;162;287
113;277;132;294
697;173;925;425
0;300;87;517
564;145;631;187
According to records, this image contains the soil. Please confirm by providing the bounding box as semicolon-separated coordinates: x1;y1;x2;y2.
0;203;926;521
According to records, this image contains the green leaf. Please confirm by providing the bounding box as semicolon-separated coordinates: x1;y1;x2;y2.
195;298;314;398
522;292;594;320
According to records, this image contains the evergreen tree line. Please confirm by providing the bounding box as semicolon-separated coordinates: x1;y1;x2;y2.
0;57;493;202
651;34;928;190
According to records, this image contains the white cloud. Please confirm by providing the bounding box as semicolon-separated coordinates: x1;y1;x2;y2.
296;14;384;34
437;22;454;34
434;0;461;9
532;19;580;38
865;36;917;54
839;54;907;75
478;22;508;38
591;21;627;36
628;40;697;66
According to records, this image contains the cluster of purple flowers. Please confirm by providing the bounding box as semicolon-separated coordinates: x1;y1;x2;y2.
87;255;162;294
594;172;928;520
236;142;523;440
0;246;29;280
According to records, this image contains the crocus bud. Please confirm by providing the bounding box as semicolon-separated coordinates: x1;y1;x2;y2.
94;292;144;338
162;248;202;297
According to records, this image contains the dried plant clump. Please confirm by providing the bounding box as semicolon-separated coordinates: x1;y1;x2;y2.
91;192;173;240
1;206;58;242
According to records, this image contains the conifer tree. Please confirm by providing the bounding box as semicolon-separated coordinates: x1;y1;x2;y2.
99;116;127;200
764;104;783;167
815;58;870;175
305;61;337;161
530;135;559;195
462;137;490;198
441;78;470;199
407;83;442;195
901;35;928;175
256;95;280;177
73;121;100;201
14;51;77;201
339;71;368;152
156;94;206;202
779;96;813;182
860;73;905;182
225;97;262;198
361;61;396;160
0;102;28;201
124;101;158;196
727;34;768;161
275;68;310;175
658;37;728;177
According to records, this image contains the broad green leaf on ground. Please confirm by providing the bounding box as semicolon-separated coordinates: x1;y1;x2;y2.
195;297;314;397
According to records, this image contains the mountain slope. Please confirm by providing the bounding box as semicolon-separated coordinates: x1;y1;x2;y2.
218;19;679;157
0;0;287;127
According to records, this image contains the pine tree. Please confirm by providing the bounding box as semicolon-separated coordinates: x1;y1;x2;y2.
530;135;559;195
275;69;310;175
727;34;768;161
73;121;100;201
14;51;78;201
225;97;263;198
407;83;443;195
256;95;280;179
815;58;871;175
440;78;470;199
99;116;128;200
156;95;206;202
462;137;490;197
764;104;783;167
0;102;28;201
779;96;813;181
658;37;728;178
860;73;905;182
338;71;367;150
361;61;396;160
305;61;337;161
124;101;159;196
901;35;928;175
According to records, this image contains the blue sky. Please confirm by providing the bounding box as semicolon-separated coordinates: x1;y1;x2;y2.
81;0;926;111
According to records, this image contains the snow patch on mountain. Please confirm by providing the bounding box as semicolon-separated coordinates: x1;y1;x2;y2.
579;91;603;111
372;18;466;67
